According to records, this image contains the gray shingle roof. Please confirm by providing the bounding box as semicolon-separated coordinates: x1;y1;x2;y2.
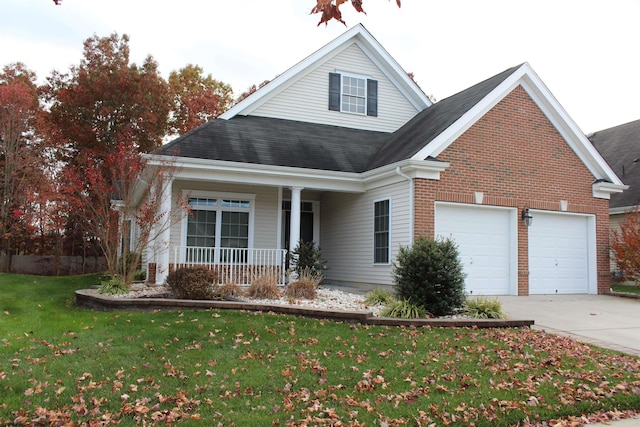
590;119;640;208
155;65;521;173
157;116;389;173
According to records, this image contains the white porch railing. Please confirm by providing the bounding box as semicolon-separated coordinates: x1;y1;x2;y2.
171;246;288;285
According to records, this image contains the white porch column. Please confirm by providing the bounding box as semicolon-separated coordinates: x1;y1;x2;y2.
155;176;173;284
289;186;303;252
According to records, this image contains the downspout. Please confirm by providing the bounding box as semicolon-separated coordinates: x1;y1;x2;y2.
395;167;414;244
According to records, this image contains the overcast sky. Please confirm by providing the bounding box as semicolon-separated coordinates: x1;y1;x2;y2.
1;0;639;134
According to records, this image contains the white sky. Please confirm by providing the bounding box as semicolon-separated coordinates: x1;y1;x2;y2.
1;0;639;134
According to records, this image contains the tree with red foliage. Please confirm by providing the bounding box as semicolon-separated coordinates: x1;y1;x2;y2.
311;0;401;25
61;138;187;287
0;63;47;270
235;79;271;105
168;64;233;136
45;33;171;159
43;33;176;281
611;208;640;285
51;1;400;26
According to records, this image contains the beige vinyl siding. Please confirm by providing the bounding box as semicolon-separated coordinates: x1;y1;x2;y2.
610;212;626;272
169;181;280;251
249;43;421;133
320;181;411;289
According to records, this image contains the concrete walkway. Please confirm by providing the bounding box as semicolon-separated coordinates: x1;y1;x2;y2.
497;294;640;357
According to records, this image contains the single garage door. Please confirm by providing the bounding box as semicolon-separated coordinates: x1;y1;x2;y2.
529;212;590;294
435;204;514;295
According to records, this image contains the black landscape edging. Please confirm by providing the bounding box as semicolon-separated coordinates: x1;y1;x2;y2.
75;289;534;328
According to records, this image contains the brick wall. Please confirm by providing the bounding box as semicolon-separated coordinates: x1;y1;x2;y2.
414;85;611;295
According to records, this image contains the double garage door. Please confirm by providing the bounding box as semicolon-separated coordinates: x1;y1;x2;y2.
435;204;593;295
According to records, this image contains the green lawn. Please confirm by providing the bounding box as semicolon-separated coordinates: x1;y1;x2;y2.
1;274;639;426
612;283;640;296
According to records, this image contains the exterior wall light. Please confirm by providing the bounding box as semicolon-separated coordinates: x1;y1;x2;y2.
522;208;533;227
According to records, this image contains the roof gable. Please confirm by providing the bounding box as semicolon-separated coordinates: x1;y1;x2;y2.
367;65;519;169
220;24;432;122
408;63;623;188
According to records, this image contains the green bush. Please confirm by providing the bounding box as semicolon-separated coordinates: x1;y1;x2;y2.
97;275;128;295
133;269;147;282
393;236;466;317
364;289;394;306
379;299;428;318
465;297;506;319
166;266;219;300
289;241;327;280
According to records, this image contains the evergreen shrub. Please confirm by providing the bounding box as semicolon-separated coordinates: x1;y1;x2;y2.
289;241;327;279
393;236;466;316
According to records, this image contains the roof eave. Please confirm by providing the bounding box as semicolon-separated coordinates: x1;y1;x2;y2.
593;182;628;200
144;156;449;193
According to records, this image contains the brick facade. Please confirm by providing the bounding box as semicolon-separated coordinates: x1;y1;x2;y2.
413;85;611;295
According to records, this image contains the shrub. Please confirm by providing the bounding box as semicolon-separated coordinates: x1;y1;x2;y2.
217;282;244;298
289;241;327;280
247;272;281;299
285;268;322;299
133;269;147;282
364;289;394;306
393;236;466;317
166;266;218;300
97;275;128;295
611;208;640;283
465;297;506;319
379;299;428;319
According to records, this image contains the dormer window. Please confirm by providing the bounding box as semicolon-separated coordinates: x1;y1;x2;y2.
329;72;378;117
342;75;366;114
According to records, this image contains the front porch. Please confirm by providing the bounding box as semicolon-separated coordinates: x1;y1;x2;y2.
147;179;327;285
170;246;288;285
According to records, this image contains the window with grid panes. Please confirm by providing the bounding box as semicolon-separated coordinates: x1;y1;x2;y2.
374;199;390;263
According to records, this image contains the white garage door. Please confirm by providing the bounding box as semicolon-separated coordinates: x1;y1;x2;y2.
435;204;514;295
529;212;590;294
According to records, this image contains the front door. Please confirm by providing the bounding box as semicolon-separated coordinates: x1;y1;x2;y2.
282;200;315;251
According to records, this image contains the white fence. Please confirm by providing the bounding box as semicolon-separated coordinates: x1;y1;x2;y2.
171;247;287;285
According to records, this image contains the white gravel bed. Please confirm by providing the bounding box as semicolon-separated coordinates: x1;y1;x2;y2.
115;283;385;316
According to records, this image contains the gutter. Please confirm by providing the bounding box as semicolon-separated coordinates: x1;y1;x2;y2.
396;166;414;243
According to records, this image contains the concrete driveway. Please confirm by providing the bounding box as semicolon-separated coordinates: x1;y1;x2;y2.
497;294;640;357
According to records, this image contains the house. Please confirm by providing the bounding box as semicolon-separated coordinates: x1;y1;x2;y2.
142;24;624;295
589;120;640;272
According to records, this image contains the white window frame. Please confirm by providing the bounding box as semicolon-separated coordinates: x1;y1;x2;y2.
339;71;368;115
181;190;256;250
373;198;391;265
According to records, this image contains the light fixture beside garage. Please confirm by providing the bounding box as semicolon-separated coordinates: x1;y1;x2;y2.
522;208;533;227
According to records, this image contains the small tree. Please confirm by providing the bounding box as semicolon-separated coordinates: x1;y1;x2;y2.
393;236;466;317
288;240;327;280
611;208;640;285
62;141;188;288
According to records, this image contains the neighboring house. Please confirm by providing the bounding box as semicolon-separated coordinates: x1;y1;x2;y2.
141;24;624;295
589;120;640;272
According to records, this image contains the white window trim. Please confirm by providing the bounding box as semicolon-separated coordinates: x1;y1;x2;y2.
181;190;256;249
373;197;391;265
337;70;369;116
